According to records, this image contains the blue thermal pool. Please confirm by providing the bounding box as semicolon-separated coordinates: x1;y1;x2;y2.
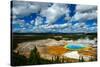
64;44;86;50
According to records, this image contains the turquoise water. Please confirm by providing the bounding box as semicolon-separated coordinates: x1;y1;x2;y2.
64;44;86;50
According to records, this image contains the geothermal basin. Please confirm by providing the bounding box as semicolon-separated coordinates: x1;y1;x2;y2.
64;44;87;50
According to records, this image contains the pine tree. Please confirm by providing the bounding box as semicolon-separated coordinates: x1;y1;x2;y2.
61;56;65;63
51;56;54;63
81;56;85;62
54;56;61;63
28;46;40;65
79;56;85;62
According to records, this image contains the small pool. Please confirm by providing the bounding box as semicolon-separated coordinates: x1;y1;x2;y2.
64;44;86;50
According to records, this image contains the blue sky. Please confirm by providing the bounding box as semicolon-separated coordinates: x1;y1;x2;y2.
12;1;97;33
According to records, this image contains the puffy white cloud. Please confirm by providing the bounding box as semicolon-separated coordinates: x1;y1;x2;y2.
12;1;70;25
71;4;97;22
64;9;71;21
12;19;35;32
44;23;72;29
12;1;50;19
67;4;97;33
92;22;97;26
72;22;89;33
12;1;97;33
28;22;73;33
76;5;97;13
89;26;97;32
34;16;43;26
72;11;97;22
30;19;34;24
12;1;39;16
12;19;25;25
40;4;68;24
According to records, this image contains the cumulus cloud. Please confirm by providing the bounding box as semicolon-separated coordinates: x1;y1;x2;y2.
43;23;72;33
76;5;97;13
44;23;72;29
12;19;25;26
91;26;97;31
40;4;68;24
12;1;97;33
67;4;97;33
34;16;43;26
92;22;97;26
64;9;71;21
72;22;89;33
27;22;73;33
12;1;50;19
12;1;39;16
12;19;34;32
71;5;97;22
30;19;34;24
71;11;97;22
